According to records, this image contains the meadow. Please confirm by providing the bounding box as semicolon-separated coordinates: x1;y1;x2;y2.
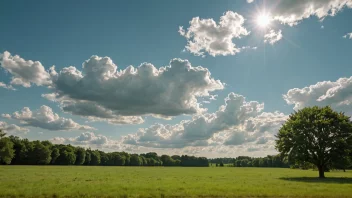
0;166;352;198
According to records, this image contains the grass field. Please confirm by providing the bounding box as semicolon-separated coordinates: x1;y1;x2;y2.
1;166;352;198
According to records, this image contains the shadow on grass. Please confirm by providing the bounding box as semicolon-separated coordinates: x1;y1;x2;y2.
279;177;352;184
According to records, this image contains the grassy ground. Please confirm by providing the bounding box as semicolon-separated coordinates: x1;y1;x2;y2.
0;166;351;198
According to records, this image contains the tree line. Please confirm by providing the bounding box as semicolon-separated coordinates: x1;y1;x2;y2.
0;132;208;167
210;155;290;168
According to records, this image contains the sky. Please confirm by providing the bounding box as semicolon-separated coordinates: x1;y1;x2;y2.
1;0;352;157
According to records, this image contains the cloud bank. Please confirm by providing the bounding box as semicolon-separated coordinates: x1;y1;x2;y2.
46;56;223;124
0;121;29;136
284;76;352;112
122;93;287;150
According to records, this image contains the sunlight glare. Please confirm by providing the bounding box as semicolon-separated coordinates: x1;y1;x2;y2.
257;13;271;28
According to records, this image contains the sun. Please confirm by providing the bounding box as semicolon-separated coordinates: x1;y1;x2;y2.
257;13;271;28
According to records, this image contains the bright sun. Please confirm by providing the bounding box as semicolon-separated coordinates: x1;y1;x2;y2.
257;13;271;28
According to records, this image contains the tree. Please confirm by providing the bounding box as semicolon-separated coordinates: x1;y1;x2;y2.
252;158;260;167
130;154;142;166
90;150;101;165
276;106;352;178
32;141;52;165
0;129;6;138
75;147;86;165
56;145;76;165
0;137;15;164
161;155;175;166
51;147;60;164
8;136;28;164
99;151;109;165
108;152;125;166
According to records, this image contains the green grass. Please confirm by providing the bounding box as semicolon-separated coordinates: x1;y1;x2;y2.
0;166;351;198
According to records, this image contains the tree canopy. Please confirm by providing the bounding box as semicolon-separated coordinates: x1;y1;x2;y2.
276;106;352;178
0;135;209;167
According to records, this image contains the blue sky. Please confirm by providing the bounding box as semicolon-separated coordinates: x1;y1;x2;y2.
1;0;352;157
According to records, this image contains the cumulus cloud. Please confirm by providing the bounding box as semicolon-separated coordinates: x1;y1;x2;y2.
4;105;95;131
0;82;15;90
47;56;223;124
0;51;51;87
179;11;250;57
264;29;282;45
247;0;254;3
343;32;352;39
122;93;266;148
0;121;29;136
272;0;352;26
244;111;288;134
211;111;287;146
283;76;352;112
51;132;109;146
59;101;144;125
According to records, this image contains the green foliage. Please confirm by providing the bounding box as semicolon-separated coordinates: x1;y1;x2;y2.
8;136;29;164
276;106;352;178
75;147;86;165
32;141;52;165
180;155;208;167
50;147;60;164
0;137;14;164
130;154;142;166
231;155;289;168
0;129;6;138
56;145;76;165
84;150;91;165
107;152;125;166
90;150;101;165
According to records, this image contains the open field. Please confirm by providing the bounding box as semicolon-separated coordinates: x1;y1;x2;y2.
0;166;352;198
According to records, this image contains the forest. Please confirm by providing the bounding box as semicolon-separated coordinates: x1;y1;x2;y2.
0;134;208;167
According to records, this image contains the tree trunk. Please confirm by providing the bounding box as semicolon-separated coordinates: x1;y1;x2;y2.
318;165;325;178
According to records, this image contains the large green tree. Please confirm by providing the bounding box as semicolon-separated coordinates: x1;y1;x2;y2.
276;106;352;178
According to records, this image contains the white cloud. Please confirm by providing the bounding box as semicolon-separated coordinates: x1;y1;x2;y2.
247;0;254;3
179;11;250;57
0;51;51;87
343;32;352;39
4;105;95;131
264;29;283;45
52;132;109;145
0;121;29;136
284;76;352;112
211;111;287;146
59;101;144;125
51;130;280;157
1;114;11;119
244;111;288;134
122;93;266;148
0;82;15;90
47;56;223;124
272;0;352;26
